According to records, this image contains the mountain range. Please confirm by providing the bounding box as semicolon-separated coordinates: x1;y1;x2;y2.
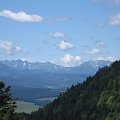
0;59;111;88
0;59;111;73
0;59;112;106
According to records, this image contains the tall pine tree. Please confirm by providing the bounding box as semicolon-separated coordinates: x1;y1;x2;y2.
0;81;17;120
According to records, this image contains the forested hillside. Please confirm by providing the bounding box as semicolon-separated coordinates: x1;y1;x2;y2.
25;60;120;120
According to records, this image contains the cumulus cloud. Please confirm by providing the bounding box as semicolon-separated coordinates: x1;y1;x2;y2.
0;40;22;55
49;32;67;40
87;48;100;55
0;10;44;23
108;14;120;26
61;54;81;67
58;41;74;50
49;32;74;50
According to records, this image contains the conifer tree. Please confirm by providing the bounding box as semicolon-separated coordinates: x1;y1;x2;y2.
0;81;17;120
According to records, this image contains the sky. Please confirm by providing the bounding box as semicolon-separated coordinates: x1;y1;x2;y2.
0;0;120;67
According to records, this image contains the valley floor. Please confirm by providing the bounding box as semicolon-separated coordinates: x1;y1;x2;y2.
15;100;40;113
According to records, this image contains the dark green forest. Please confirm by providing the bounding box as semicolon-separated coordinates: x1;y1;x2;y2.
1;60;120;120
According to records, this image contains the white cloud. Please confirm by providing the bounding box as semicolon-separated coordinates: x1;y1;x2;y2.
15;46;22;52
107;56;116;61
0;40;22;55
49;32;74;50
97;56;116;61
87;48;100;55
58;41;74;50
61;54;81;67
0;10;44;23
108;14;120;26
49;32;67;40
96;41;105;48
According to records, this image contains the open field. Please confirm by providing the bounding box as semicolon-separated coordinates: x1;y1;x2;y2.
15;101;40;114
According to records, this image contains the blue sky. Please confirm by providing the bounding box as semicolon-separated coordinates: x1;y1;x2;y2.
0;0;120;67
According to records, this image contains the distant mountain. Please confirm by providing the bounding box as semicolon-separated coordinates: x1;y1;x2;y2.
0;59;111;74
0;59;64;72
26;60;120;120
72;60;112;74
0;63;16;76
